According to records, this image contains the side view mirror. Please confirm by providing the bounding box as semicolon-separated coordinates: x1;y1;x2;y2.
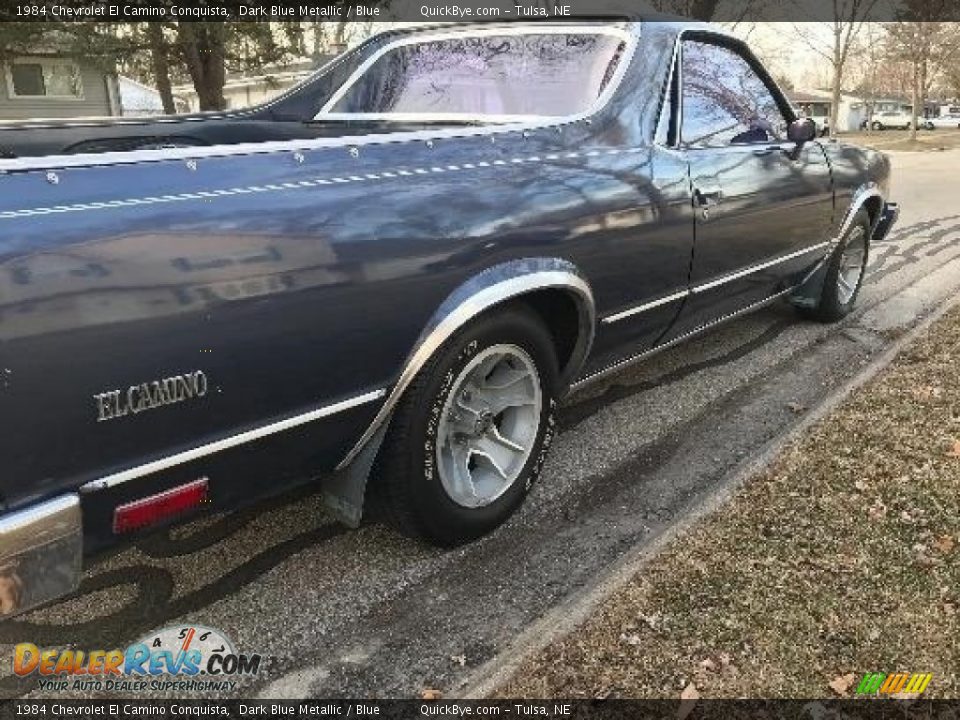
788;117;817;144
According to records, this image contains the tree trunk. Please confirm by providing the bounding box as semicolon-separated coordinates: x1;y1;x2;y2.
910;61;920;141
334;20;348;48
177;22;228;112
920;56;929;130
310;21;325;58
830;25;842;136
146;23;176;115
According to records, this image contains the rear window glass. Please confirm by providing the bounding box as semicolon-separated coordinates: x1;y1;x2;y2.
324;32;626;119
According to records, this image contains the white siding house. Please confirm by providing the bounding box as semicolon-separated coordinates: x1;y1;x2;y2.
0;54;119;120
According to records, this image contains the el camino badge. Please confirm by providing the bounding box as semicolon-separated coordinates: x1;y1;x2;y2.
93;370;208;422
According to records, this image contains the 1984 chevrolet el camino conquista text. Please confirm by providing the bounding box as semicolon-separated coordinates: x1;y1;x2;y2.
0;18;898;616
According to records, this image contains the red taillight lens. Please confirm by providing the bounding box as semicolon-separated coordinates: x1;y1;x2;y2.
112;478;209;534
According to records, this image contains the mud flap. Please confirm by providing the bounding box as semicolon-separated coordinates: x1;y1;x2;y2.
320;422;389;527
790;253;832;310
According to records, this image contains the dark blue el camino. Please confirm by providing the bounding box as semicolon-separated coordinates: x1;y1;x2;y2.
0;18;897;616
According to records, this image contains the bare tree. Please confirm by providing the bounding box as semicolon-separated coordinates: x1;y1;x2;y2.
886;1;960;139
791;0;880;135
649;0;769;22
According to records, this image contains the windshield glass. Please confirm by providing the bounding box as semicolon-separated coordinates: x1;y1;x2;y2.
321;31;627;120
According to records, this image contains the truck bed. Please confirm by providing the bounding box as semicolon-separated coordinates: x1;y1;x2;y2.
0;115;458;159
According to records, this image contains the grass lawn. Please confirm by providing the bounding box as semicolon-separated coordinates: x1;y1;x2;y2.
495;303;960;699
837;129;960;152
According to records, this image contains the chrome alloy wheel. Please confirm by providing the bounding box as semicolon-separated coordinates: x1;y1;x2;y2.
436;344;542;509
837;224;867;305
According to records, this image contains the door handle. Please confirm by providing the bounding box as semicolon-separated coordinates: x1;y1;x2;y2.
755;143;802;160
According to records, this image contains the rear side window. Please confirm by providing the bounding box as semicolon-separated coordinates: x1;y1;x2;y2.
323;32;626;119
680;40;786;147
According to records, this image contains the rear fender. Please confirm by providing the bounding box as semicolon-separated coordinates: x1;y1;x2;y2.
322;257;595;526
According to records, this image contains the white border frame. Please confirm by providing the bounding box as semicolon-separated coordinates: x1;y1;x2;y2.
315;24;634;123
4;56;85;101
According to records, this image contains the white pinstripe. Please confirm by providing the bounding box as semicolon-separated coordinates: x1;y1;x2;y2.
0;147;647;220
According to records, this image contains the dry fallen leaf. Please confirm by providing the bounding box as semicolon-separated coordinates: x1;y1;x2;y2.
853;480;869;492
716;652;738;674
913;544;937;568
698;657;717;673
934;534;955;554
619;632;643;647
450;654;466;667
913;385;942;400
947;439;960;458
829;673;856;697
638;611;662;629
868;500;887;521
421;688;443;700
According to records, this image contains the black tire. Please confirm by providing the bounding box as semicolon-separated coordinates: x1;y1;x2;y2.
872;121;883;131
799;208;871;323
371;306;559;546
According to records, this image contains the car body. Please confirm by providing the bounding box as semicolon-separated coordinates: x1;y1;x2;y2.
928;113;960;129
869;110;931;130
0;19;897;617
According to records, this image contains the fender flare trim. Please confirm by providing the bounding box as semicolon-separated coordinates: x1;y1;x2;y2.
791;182;885;308
336;258;595;470
837;183;884;243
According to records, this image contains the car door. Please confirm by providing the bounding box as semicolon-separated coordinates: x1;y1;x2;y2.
664;36;833;339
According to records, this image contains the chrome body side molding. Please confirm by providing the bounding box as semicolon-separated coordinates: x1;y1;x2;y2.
691;242;830;294
80;389;386;493
602;289;690;324
337;258;595;470
575;285;797;390
602;242;830;324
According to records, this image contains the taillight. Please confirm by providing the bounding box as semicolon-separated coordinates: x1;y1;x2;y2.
112;478;209;534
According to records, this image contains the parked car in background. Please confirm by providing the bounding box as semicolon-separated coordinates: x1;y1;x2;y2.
0;19;898;619
870;111;911;130
929;113;960;129
868;110;932;130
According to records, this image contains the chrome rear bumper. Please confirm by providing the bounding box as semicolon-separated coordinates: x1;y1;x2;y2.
0;494;82;617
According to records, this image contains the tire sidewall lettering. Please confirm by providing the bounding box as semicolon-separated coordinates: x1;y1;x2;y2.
423;340;481;486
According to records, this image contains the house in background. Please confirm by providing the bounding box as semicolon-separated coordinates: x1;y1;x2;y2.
173;57;335;113
117;75;190;117
787;89;868;133
1;53;120;120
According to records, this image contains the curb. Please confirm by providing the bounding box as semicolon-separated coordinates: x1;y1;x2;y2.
457;290;960;699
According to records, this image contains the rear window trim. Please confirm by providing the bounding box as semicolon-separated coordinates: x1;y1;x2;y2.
314;24;635;124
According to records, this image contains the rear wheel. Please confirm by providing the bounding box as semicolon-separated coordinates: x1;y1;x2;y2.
372;307;559;546
799;208;870;323
872;121;884;131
